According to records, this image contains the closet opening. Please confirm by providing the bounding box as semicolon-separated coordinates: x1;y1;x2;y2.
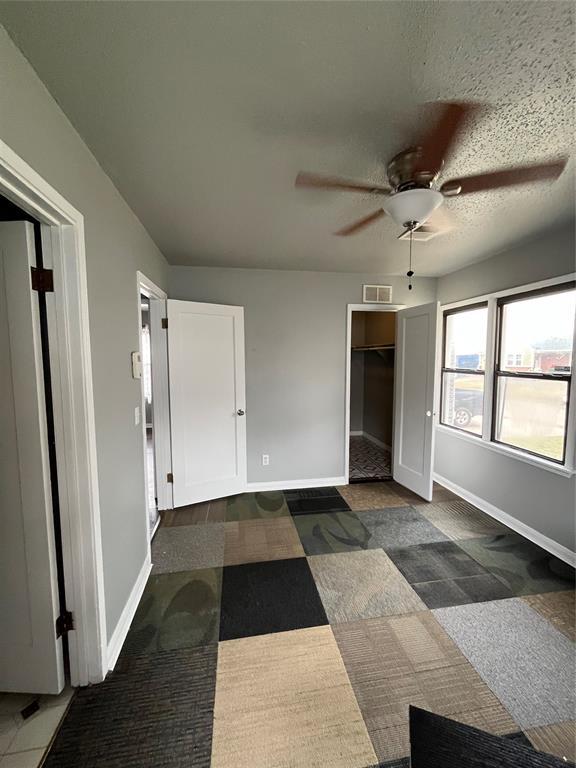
348;309;396;483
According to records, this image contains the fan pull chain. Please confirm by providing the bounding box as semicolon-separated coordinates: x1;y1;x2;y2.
407;228;415;291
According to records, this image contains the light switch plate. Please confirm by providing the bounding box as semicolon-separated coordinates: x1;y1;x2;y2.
135;406;140;426
131;350;142;379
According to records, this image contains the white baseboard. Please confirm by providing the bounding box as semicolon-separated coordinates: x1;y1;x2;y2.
434;473;576;567
363;432;392;452
106;557;152;671
350;430;363;437
247;476;347;492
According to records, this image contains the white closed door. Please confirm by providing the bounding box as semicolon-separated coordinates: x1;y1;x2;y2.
393;301;440;501
167;300;247;507
0;222;65;693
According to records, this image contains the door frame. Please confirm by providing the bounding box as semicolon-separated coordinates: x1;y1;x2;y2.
136;271;168;543
0;139;106;685
344;303;405;482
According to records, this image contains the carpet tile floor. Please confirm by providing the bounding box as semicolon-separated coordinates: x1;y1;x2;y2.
43;482;575;767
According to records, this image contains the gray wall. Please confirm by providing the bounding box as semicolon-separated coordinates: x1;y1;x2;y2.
435;221;576;552
169;267;436;482
0;27;170;642
349;352;364;432
363;351;394;447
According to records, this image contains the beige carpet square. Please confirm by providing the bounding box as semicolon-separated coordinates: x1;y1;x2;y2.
211;626;377;768
525;720;576;762
522;591;575;641
336;483;406;510
223;517;304;566
333;612;517;763
308;550;425;623
416;499;511;540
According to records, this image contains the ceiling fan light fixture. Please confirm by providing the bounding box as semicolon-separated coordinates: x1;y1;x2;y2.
382;188;444;227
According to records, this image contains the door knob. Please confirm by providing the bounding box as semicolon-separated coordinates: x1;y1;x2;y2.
237;409;245;416
426;410;432;417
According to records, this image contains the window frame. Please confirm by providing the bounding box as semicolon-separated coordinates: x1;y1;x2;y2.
438;275;576;474
440;301;488;437
491;282;575;465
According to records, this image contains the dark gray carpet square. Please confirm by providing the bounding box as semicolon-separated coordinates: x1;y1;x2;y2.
43;646;217;767
284;486;342;500
361;506;449;550
412;573;514;608
387;541;488;584
219;557;328;640
287;495;351;515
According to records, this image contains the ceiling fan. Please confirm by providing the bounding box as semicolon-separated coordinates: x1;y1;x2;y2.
295;102;568;239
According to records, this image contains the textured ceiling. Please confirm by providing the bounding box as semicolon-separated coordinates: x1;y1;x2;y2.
0;1;574;275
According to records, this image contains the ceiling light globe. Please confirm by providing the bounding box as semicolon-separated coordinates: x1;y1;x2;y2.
383;188;444;227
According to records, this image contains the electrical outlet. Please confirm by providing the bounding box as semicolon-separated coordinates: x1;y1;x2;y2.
262;454;270;466
134;406;141;426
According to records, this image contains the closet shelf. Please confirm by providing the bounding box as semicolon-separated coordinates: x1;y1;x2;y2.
352;344;395;351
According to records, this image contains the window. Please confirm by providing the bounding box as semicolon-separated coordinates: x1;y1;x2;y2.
493;283;575;463
441;304;488;435
440;280;576;467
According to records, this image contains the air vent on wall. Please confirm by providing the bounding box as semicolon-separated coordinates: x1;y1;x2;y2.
363;284;392;304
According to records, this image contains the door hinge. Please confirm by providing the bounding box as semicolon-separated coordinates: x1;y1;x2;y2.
30;267;54;293
56;610;74;638
167;472;174;483
161;317;168;329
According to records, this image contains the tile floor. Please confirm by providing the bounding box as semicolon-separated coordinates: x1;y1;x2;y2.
0;687;73;767
42;481;575;767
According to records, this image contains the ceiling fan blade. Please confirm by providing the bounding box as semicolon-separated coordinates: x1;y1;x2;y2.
296;172;390;194
413;102;478;177
335;209;386;236
441;157;568;196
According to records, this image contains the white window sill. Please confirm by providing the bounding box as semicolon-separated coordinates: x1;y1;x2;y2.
435;423;576;478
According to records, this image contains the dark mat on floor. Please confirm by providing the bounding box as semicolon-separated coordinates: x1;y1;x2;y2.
283;486;342;500
409;706;572;768
287;495;351;515
43;646;217;768
219;557;328;641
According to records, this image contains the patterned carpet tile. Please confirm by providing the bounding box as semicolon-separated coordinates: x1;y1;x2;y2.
349;436;392;481
118;568;221;660
525;721;576;762
416;499;511;541
457;535;576;596
160;499;226;527
333;612;517;764
360;507;450;550
293;510;372;555
412;573;514;609
434;598;576;729
211;626;377;768
337;483;406;510
219;558;327;641
223;517;304;566
44;646;217;768
308;550;425;624
387;540;489;584
522;591;576;641
225;491;290;521
152;523;224;574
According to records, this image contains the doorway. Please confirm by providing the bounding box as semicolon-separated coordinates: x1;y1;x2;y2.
137;274;168;538
348;309;396;483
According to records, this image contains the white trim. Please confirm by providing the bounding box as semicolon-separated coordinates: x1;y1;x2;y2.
0;139;106;685
247;476;346;492
434;472;576;567
362;431;392;452
350;430;364;437
106;556;151;671
436;424;575;477
344;303;405;482
136;272;167;548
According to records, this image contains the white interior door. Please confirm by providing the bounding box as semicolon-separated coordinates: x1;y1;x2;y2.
167;300;247;507
0;221;65;693
393;301;440;501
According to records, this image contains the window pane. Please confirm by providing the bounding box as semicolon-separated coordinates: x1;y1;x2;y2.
444;306;488;370
441;372;484;435
494;377;569;461
500;288;575;373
